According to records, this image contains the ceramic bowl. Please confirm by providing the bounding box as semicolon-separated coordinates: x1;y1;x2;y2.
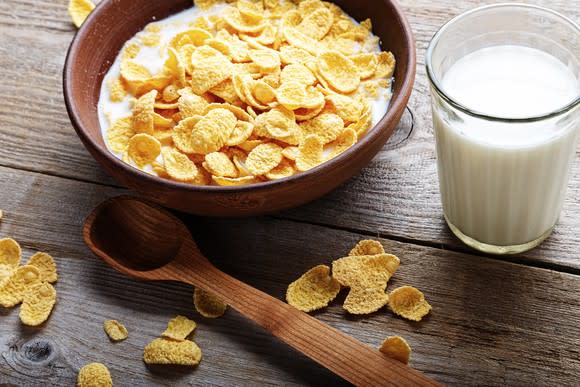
64;0;416;216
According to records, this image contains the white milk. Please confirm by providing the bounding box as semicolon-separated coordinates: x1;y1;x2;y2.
434;45;579;247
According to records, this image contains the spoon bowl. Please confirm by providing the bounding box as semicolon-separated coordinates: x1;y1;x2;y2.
83;196;441;386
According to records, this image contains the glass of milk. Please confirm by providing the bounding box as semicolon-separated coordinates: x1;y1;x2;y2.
426;4;579;254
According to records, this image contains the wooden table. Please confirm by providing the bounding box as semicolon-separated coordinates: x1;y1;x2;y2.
1;0;578;385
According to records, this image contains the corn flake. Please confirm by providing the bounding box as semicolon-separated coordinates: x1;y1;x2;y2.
193;288;228;318
190;108;237;154
127;133;161;167
326;128;357;159
349;239;385;257
143;338;202;366
280;64;316;86
245;143;283;175
265;159;295;180
162;315;197;341
103;320;129;342
295;134;323;172
332;253;400;314
351;53;379;79
317;51;360;93
299;113;344;144
375;51;396;79
77;363;113;387
379;336;411;364
131;90;157;135
388;286;432;322
26;252;57;284
190;46;234;95
163;148;199;182
0;265;42;308
212;175;256;186
297;7;333;40
0;238;21;268
204;152;238;177
19;282;56;326
286;265;340;312
68;0;95;28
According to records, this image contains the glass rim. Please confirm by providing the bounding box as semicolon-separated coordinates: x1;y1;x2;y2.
425;2;580;123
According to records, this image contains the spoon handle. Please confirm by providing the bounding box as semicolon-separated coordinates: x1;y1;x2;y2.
173;249;441;387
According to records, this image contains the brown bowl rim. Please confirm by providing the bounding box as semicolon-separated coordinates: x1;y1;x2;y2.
64;0;416;194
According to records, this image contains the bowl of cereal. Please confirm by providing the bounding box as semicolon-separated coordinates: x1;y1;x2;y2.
64;0;415;216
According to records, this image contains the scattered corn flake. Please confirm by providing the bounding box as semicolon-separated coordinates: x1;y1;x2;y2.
26;252;57;284
203;152;238;178
77;363;113;387
103;319;129;342
332;254;400;314
343;287;389;315
286;265;340;312
317;51;360;93
379;336;411;364
163;148;199;182
349;239;385;257
162;315;197;341
0;265;42;308
299;113;344;144
127;133;162;167
19;282;56;326
68;0;95;28
245;143;283;175
388;286;432;322
295;134;323;172
0;238;22;268
193;288;228;318
143;338;202;366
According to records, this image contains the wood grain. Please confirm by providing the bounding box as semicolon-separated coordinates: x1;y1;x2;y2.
0;0;578;266
0;167;579;385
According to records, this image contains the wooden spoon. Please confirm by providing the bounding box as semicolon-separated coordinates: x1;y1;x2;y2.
83;196;441;386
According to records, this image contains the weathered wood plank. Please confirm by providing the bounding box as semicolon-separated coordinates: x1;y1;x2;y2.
0;167;579;385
